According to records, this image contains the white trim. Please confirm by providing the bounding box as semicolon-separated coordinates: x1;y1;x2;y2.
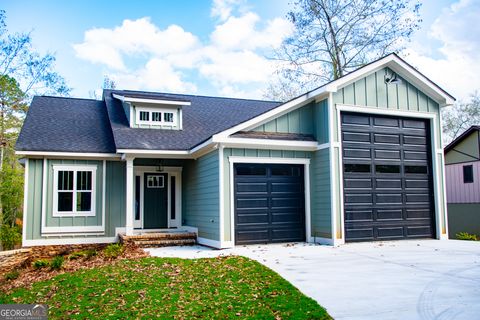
328;93;340;245
228;157;311;165
23;237;117;247
113;93;191;106
334;103;446;242
52;165;97;217
218;145;225;246
118;149;189;155
335;103;346;246
22;159;29;245
317;142;330;150
40;158;47;234
41;226;104;233
197;237;222;249
213;137;318;151
16;151;120;158
227;156;312;246
125;156;135;235
102;160;106;236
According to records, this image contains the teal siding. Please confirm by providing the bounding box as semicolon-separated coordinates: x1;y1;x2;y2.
313;99;329;144
447;203;480;238
310;148;332;238
333;67;440;112
104;161;126;237
24;159;127;240
183;150;220;241
222;148;312;242
252;102;315;135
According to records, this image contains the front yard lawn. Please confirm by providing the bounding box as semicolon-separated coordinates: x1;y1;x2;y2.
0;256;331;319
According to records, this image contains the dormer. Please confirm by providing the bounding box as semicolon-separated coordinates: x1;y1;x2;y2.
113;93;190;130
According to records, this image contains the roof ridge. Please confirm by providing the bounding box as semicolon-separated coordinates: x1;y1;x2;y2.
108;89;281;104
36;95;101;102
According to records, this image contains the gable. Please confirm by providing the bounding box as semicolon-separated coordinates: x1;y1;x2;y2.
333;67;440;112
445;130;480;164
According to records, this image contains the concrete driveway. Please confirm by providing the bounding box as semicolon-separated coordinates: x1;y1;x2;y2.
146;240;480;320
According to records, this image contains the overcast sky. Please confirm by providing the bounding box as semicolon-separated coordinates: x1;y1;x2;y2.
3;0;479;101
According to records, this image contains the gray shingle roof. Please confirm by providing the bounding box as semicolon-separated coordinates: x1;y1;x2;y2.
104;90;281;151
16;90;281;153
16;96;116;153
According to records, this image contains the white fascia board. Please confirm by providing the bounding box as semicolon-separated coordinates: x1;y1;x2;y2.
117;149;189;155
214;137;318;151
16;151;121;159
112;93;191;106
327;55;455;106
213;89;330;139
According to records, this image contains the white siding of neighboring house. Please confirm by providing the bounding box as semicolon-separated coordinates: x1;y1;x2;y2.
446;161;480;203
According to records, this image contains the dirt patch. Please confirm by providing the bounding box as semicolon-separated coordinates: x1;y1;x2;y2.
0;243;149;293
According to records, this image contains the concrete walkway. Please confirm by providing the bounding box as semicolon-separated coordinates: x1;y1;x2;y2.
146;240;480;320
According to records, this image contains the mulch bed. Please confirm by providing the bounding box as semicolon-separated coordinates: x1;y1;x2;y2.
0;243;149;293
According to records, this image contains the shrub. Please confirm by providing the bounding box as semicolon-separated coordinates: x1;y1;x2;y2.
50;256;64;270
32;259;49;270
456;232;478;241
103;243;124;259
0;224;21;250
4;270;20;280
68;249;97;260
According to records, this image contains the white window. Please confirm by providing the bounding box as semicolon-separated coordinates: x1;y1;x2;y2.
53;165;96;217
136;107;177;126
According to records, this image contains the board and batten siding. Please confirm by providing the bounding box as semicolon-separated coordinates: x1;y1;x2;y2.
446;161;480;203
252;102;314;135
310;148;331;238
24;159;127;241
182;149;220;241
331;66;447;239
222;148;312;242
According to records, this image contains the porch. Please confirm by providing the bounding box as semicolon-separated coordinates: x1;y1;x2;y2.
119;230;197;247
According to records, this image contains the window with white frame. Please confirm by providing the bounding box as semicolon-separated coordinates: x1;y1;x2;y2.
136;107;177;126
53;165;96;216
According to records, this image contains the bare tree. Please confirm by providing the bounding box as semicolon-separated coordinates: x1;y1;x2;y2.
265;0;421;100
442;93;480;144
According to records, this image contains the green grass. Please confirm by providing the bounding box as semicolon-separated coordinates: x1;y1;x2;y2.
0;256;331;319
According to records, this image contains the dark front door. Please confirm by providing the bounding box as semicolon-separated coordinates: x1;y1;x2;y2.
234;163;305;245
143;173;168;229
341;112;435;242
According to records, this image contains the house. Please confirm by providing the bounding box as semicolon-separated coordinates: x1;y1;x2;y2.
444;126;480;237
16;53;455;248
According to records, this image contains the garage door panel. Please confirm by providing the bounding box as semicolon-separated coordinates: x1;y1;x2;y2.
376;179;402;189
376;209;403;221
374;133;400;144
236;182;268;193
342;112;435;242
234;164;305;245
344;148;371;159
344;178;372;189
343;131;371;143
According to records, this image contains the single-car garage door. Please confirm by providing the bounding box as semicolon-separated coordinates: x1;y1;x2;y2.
341;112;435;241
234;163;305;245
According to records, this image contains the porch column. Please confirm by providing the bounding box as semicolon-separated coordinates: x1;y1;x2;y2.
125;156;135;236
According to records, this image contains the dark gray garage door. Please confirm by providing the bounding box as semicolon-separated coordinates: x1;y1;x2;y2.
341;112;435;241
234;163;305;245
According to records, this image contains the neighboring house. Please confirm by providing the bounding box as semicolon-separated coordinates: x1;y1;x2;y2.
16;53;455;248
444;126;480;237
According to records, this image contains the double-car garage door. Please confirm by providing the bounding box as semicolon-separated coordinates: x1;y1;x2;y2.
234;164;305;245
341;112;435;241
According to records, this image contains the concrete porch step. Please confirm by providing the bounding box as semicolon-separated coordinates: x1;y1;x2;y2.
119;231;197;248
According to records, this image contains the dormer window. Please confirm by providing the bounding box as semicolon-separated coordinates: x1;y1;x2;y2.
113;93;190;130
136;107;178;126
